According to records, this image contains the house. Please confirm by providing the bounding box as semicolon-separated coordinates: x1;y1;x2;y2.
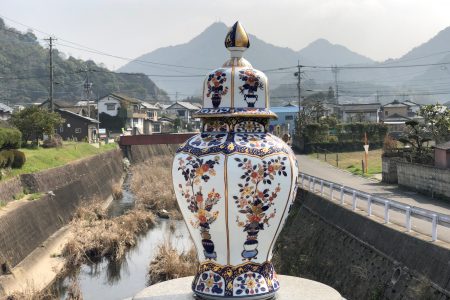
98;93;151;134
165;101;201;131
435;141;450;169
39;100;91;117
339;103;381;123
56;108;99;142
270;106;300;135
381;100;423;136
0;103;13;120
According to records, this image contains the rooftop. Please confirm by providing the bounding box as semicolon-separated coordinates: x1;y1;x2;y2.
0;103;13;113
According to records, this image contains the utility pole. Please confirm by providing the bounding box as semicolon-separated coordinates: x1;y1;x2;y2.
44;37;56;112
332;65;339;104
83;69;93;118
294;61;303;108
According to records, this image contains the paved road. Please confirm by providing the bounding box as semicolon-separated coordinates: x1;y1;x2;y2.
297;154;450;244
297;154;450;215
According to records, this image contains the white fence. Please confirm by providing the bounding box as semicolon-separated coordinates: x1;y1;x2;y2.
299;172;450;242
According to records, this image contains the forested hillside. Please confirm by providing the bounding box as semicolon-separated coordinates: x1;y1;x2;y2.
0;18;167;104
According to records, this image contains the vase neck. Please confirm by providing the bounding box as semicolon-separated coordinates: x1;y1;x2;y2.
202;117;269;133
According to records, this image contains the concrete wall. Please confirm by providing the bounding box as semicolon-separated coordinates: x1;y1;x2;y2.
0;177;23;204
397;161;450;199
381;156;401;184
0;150;124;271
126;144;179;163
274;189;450;300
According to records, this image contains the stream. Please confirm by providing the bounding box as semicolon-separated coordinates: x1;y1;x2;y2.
53;174;191;300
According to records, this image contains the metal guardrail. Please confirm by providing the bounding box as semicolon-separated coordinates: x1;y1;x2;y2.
299;172;450;242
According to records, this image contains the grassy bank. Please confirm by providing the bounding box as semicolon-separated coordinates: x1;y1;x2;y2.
309;149;382;177
3;142;117;180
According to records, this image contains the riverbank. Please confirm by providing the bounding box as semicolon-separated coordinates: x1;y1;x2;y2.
0;149;124;298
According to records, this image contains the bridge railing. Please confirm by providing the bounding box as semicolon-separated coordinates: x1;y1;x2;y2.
299;172;450;242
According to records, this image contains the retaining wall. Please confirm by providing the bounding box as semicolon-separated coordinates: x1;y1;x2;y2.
0;177;23;204
274;189;450;300
397;161;450;199
0;149;124;272
381;156;402;184
125;144;180;163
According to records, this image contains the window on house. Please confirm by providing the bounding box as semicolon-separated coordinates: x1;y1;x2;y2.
177;110;185;117
75;128;81;133
285;115;294;121
153;124;161;132
106;103;116;111
133;118;139;123
385;111;389;116
147;111;155;118
60;126;64;133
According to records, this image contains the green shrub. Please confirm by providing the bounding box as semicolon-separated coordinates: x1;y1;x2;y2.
0;150;15;168
11;149;26;168
0;127;22;150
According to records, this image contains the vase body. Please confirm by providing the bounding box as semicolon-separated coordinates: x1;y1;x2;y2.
172;118;298;299
172;21;299;299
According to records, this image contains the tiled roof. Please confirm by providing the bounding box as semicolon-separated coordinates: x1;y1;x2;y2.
166;101;200;110
57;109;99;123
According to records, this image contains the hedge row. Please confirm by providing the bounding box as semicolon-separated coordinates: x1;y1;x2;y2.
0;149;26;169
0;127;21;150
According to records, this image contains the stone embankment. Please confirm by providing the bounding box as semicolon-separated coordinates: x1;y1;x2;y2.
0;150;124;277
275;189;450;300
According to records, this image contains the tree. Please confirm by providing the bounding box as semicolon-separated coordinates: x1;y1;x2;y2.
418;104;450;144
399;120;432;163
10;106;64;145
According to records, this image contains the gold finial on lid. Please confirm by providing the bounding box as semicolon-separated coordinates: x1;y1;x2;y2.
225;21;250;49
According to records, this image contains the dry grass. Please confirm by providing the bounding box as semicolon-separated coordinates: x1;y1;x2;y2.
112;183;123;200
5;277;82;300
63;204;156;268
148;239;198;285
130;155;181;219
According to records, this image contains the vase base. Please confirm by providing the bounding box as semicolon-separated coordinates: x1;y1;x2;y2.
194;291;276;300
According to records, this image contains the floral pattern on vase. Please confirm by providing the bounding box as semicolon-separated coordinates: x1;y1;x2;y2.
189;133;228;148
234;121;265;133
233;272;269;297
234;133;277;148
233;156;288;260
238;69;264;107
177;155;221;260
195;270;226;296
204;120;230;133
207;69;229;108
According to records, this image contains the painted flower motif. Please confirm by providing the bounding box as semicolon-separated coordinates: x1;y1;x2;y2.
178;155;221;259
235;133;276;148
232;156;288;260
190;133;227;148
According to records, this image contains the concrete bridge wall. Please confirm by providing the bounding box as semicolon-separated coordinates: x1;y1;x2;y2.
274;189;450;300
0;150;124;272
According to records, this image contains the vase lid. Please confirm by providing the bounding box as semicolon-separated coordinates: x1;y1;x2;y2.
194;21;277;120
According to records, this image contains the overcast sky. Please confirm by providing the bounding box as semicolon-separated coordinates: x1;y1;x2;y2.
1;0;450;69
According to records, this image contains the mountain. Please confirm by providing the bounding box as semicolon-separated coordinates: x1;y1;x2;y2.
119;22;373;98
0;18;168;104
298;38;374;66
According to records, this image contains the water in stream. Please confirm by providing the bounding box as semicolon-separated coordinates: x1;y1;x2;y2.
54;175;191;300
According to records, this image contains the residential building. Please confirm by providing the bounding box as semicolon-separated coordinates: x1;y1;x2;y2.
165;101;201;131
270;106;300;135
0;103;13;120
56;108;99;142
339;103;381;123
381;100;422;136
